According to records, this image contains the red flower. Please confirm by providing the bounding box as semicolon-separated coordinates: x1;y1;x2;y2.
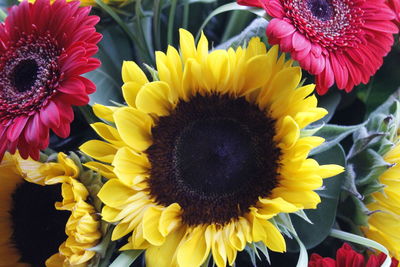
309;243;399;267
0;0;101;160
238;0;398;94
388;0;400;25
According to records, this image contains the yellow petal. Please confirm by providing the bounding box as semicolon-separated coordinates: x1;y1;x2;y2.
113;147;150;186
91;122;123;146
146;227;186;267
318;164;344;178
211;228;227;267
83;161;116;179
92;104;118;122
177;226;211;267
274;116;300;150
113;107;153;152
179;28;197;63
122;81;143;108
143;206;165;246
257;197;299;217
136;81;176;116
196;31;209;62
98;179;134;207
242;55;272;95
122;61;149;84
159;203;182;236
79;140;118;163
262;220;286;252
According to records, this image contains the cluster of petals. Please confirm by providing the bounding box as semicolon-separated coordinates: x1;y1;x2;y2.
362;143;400;260
18;152;101;266
0;0;101;161
238;0;399;94
81;29;343;267
309;243;399;267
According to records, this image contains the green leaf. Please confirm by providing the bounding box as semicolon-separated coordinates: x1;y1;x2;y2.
310;123;366;156
85;25;133;106
195;2;267;41
215;17;268;50
314;90;342;124
0;8;6;21
330;229;393;267
109;250;143;267
287;145;346;251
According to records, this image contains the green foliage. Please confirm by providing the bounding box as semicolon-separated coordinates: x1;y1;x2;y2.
310;123;365;156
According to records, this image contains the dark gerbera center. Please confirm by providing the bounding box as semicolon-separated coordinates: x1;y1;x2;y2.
307;0;333;21
12;59;39;92
147;94;281;226
0;34;61;124
285;0;364;50
10;181;69;266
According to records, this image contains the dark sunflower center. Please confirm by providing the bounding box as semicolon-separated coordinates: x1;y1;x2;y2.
174;118;257;195
12;59;39;93
10;181;69;266
307;0;333;20
147;94;281;226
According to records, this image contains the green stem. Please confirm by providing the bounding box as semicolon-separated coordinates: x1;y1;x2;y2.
135;0;154;64
183;0;190;29
94;0;152;63
0;8;6;21
152;0;163;51
167;0;178;45
221;10;253;42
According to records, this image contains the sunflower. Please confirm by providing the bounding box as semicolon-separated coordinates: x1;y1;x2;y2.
0;152;101;266
81;29;343;267
0;0;101;161
363;143;400;260
238;0;398;94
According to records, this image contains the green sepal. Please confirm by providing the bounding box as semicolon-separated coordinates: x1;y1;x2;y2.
350;149;392;187
362;180;386;197
310;123;366;156
351;196;370;226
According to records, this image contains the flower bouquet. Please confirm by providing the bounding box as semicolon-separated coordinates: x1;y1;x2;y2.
0;0;399;266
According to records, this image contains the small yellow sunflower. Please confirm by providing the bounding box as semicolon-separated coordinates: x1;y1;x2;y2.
363;143;400;260
0;152;101;267
81;29;343;267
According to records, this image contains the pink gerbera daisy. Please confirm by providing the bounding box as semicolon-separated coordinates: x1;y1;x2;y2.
0;0;101;160
388;0;400;25
238;0;399;94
